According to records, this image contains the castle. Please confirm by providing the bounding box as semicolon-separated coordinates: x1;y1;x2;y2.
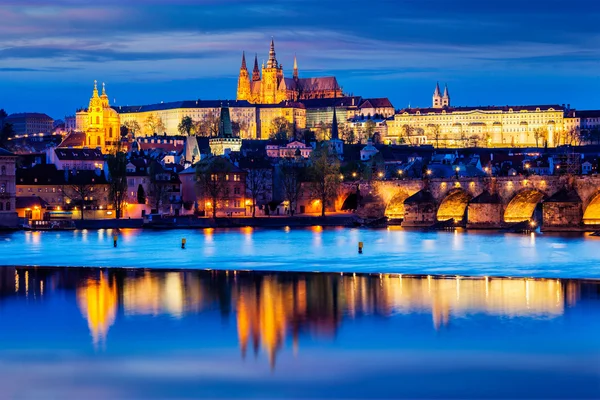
236;39;343;104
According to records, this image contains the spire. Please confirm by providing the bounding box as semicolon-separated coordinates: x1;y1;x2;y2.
443;83;449;98
92;80;99;97
293;54;298;80
252;53;260;81
331;107;339;140
434;82;441;96
241;51;247;70
267;37;277;68
101;82;107;96
218;105;233;138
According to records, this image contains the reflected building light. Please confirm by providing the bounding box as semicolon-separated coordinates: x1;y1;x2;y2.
123;272;191;318
25;271;29;295
76;273;118;346
14;271;18;293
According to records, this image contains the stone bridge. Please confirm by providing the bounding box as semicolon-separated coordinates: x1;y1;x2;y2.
338;175;600;231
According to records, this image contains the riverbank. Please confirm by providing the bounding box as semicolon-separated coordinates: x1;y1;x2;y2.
70;215;356;230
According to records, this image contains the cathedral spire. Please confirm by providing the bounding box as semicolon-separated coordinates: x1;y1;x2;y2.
331;107;339;140
443;83;449;98
101;82;107;96
241;51;247;71
252;53;260;81
434;82;441;96
293;54;298;80
92;80;99;97
267;38;277;68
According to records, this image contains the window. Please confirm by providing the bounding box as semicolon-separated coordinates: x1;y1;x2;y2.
5;202;10;211
25;210;32;219
234;187;240;195
0;203;3;211
96;116;100;124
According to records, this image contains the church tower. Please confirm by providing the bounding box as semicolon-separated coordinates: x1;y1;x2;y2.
293;55;298;80
236;52;251;101
432;82;443;109
87;80;105;150
260;39;284;104
442;84;450;107
252;54;260;82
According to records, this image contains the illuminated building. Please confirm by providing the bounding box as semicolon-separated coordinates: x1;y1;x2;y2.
76;273;118;345
387;84;569;147
236;39;343;104
0;148;17;228
75;81;121;153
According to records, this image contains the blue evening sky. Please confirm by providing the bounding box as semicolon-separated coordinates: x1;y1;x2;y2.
0;0;599;119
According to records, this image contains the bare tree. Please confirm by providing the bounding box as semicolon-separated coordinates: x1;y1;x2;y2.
308;143;341;217
197;110;220;137
196;157;232;218
147;163;171;213
244;160;270;218
144;113;165;135
401;124;414;145
63;171;95;220
533;127;548;147
430;124;441;148
281;162;304;216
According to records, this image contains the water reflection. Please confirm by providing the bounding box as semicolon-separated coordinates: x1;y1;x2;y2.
3;267;596;369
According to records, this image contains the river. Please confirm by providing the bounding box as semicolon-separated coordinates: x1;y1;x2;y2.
1;227;600;278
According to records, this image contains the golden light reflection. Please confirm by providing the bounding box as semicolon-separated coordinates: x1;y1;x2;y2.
76;273;117;346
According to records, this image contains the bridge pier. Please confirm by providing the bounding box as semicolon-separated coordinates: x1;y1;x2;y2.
466;191;504;229
542;189;583;231
402;190;436;227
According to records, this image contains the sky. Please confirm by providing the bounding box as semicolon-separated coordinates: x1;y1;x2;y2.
1;0;599;119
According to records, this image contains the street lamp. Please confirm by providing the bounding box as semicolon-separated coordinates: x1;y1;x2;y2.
378;172;384;179
352;172;357;178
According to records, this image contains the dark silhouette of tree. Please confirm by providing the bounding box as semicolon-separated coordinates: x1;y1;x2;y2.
280;161;304;216
137;184;146;204
178;116;194;136
308;143;340;217
107;150;128;219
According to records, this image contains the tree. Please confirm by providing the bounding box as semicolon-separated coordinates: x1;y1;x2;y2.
106;150;128;219
401;125;414;145
148;162;171;213
307;143;341;217
280;161;304;216
137;184;146;204
120;125;129;138
144;113;165;135
270;117;294;141
178;116;194;136
364;120;376;139
196;157;232;218
0;122;14;147
340;124;356;144
123;120;141;136
431;124;441;148
533;127;548;148
244;159;270;218
63;171;95;220
197;111;220;137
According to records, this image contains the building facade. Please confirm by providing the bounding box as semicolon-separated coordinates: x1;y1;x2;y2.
236;40;343;104
0;149;18;228
3;113;54;136
76;81;121;153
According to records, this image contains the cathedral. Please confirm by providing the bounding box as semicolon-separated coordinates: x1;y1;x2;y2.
76;81;121;153
236;39;343;104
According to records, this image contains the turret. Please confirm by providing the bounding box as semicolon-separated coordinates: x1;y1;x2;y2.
442;84;450;107
252;54;260;81
236;52;251;101
267;38;278;68
433;82;443;109
293;54;298;80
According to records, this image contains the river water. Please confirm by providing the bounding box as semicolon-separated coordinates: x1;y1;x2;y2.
1;229;599;398
1;227;600;278
0;267;598;399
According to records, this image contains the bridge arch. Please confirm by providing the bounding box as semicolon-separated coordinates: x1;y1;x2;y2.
385;190;411;219
504;188;546;223
583;191;600;225
437;189;473;222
